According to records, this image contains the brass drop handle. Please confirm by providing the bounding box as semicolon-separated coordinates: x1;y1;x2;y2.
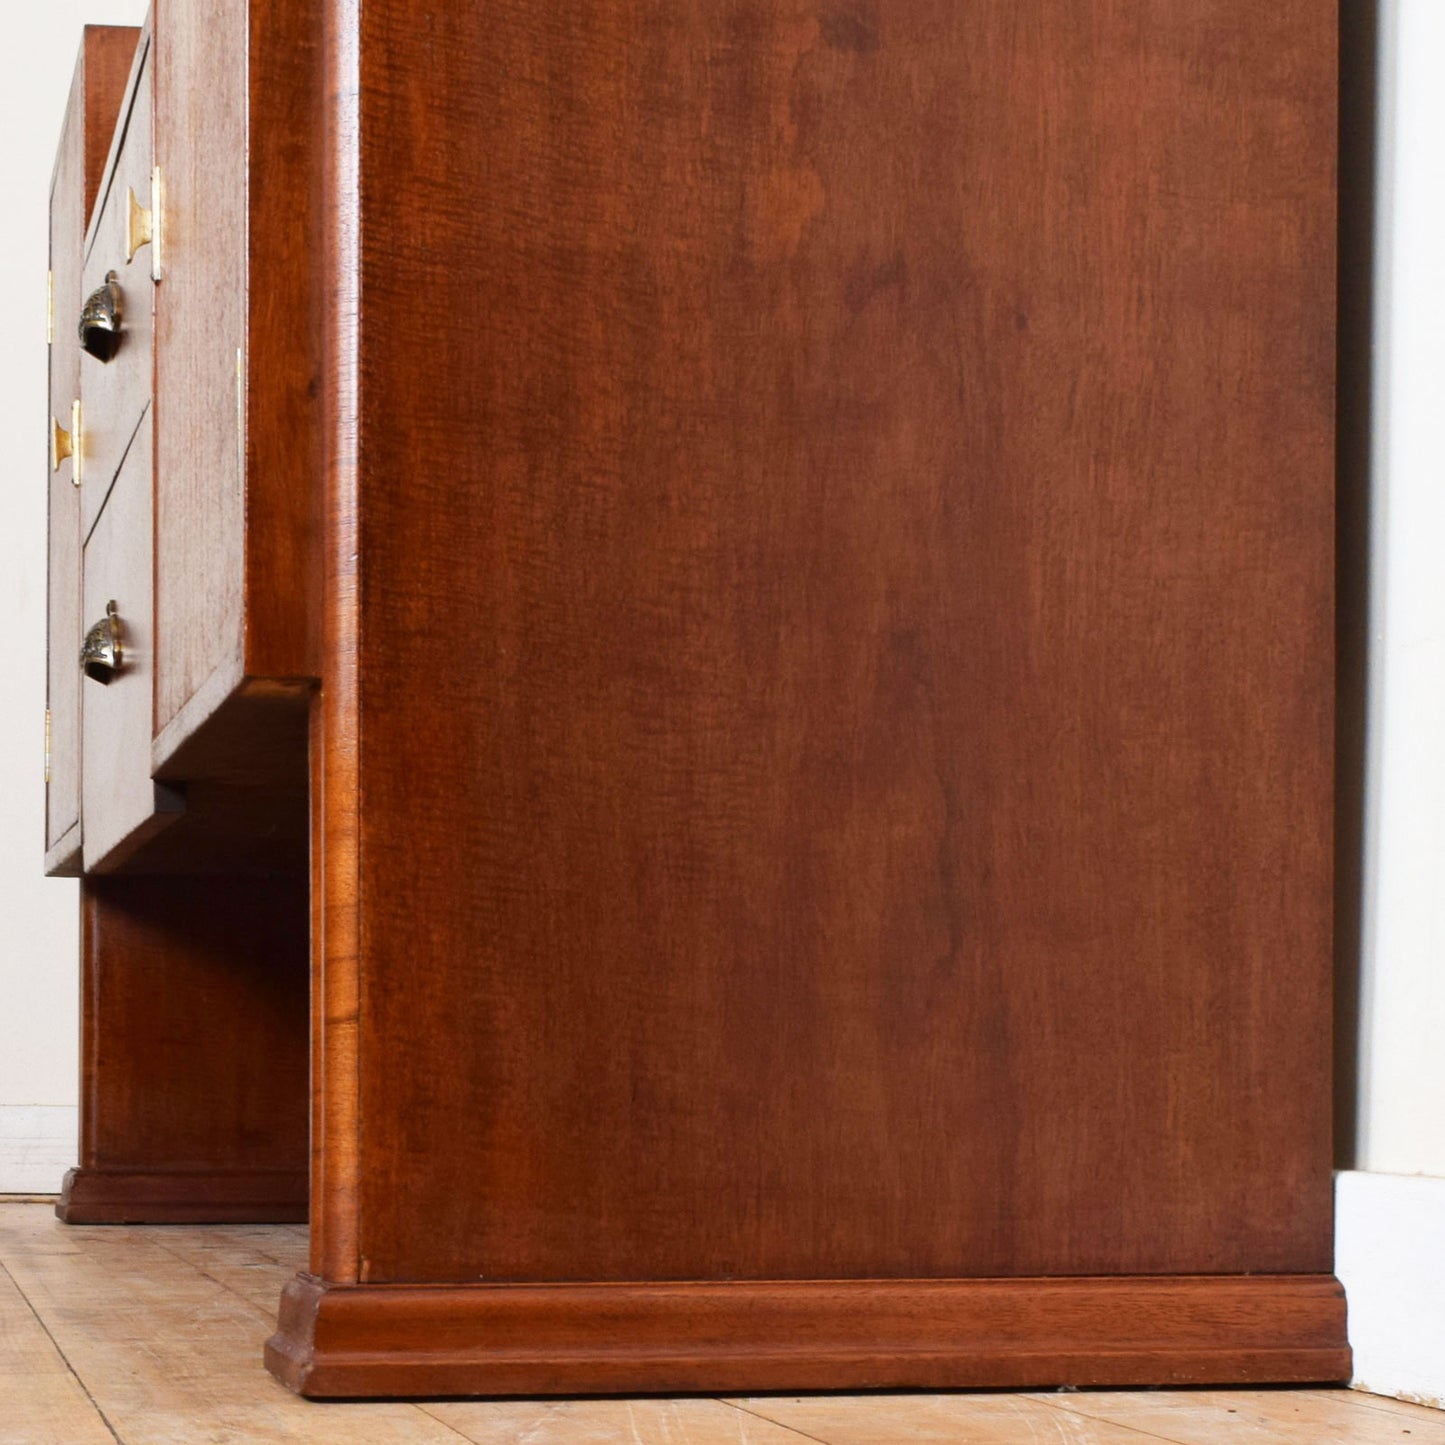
51;400;82;486
81;602;123;684
79;272;123;362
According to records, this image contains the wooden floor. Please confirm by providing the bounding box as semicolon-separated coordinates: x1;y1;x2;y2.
0;1201;1437;1445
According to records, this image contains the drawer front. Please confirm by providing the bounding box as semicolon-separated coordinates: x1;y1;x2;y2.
81;413;183;871
79;36;154;541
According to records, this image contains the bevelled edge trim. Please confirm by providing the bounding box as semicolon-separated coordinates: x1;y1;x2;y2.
264;1271;1351;1398
55;1166;308;1224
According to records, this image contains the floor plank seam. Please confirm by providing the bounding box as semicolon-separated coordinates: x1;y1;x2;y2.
726;1399;850;1445
142;1229;284;1324
1333;1389;1445;1420
0;1256;126;1445
416;1404;498;1443
1034;1393;1192;1444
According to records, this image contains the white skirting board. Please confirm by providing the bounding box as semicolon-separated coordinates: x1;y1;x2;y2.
0;1105;76;1194
1336;1170;1445;1406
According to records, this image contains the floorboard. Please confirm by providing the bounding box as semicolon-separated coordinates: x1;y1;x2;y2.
0;1202;1438;1445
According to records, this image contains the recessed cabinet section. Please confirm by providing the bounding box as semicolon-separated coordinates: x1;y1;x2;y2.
79;35;154;539
45;3;318;879
80;415;182;872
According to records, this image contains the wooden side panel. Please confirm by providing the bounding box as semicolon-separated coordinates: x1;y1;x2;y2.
152;0;247;736
332;0;1335;1288
60;873;309;1221
151;0;322;762
335;0;1337;1288
47;27;140;872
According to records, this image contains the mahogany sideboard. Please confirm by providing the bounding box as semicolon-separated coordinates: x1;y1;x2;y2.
43;0;1350;1397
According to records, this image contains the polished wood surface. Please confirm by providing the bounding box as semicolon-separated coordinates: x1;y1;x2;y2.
314;0;1337;1298
310;0;362;1288
152;0;321;766
266;1274;1348;1397
0;1208;1415;1444
46;25;140;875
55;876;308;1225
76;27;141;223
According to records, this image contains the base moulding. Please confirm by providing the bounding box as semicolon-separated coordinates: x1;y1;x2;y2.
265;1271;1351;1398
56;1166;308;1224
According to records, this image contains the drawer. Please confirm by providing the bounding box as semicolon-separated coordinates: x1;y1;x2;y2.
81;413;183;871
78;35;155;541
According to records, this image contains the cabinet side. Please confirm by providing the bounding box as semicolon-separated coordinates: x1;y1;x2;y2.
152;0;248;742
340;0;1339;1287
151;0;321;771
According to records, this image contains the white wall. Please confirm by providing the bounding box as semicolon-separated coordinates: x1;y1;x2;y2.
0;2;145;1192
1356;0;1445;1181
1335;0;1445;1408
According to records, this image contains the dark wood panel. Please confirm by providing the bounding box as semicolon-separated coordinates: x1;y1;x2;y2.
265;1273;1349;1397
242;0;323;684
56;1166;306;1225
334;0;1337;1286
70;875;309;1200
47;26;140;872
78;26;141;226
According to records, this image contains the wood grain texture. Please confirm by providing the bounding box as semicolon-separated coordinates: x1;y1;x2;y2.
0;1260;115;1445
0;1208;468;1445
152;0;246;736
241;0;323;685
1027;1387;1445;1445
78;33;152;542
46;26;140;873
55;1168;306;1225
126;683;311;877
326;0;1338;1292
77;27;142;225
152;0;322;758
81;416;183;872
751;1390;1445;1445
264;1274;1348;1398
310;0;362;1287
61;876;309;1224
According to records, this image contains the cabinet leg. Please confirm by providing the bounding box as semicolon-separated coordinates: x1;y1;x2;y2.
56;874;309;1225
